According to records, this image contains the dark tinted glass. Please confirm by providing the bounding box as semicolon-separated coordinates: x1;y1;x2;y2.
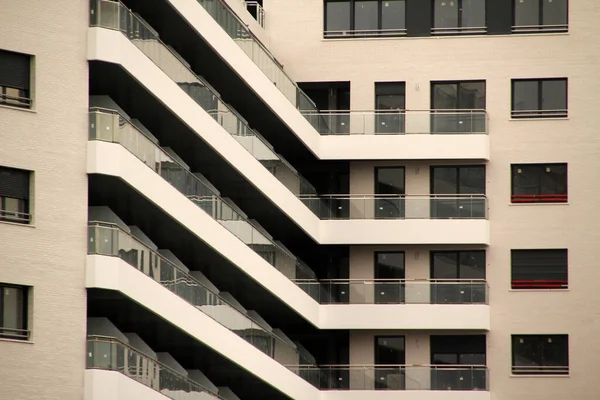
512;164;567;196
512;335;569;373
381;0;406;29
431;251;485;279
431;167;458;194
512;80;539;110
432;252;459;279
355;1;379;31
458;82;486;109
326;1;351;31
514;0;539;26
432;83;458;109
432;166;485;194
376;252;405;278
462;0;486;27
541;79;567;111
376;336;405;364
543;0;568;25
434;0;459;28
511;249;568;288
375;167;405;194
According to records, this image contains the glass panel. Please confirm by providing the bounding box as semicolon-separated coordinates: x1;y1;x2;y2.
432;252;458;279
459;251;486;279
541;79;567;111
432;167;458;194
459;166;485;194
458;82;486;109
355;1;379;31
381;0;405;29
375;253;405;303
375;168;404;219
326;1;351;31
434;0;459;29
541;163;567;195
432;83;458;109
513;80;539;111
512;335;569;373
514;0;539;26
462;0;486;27
375;93;405;134
2;287;24;331
542;0;568;25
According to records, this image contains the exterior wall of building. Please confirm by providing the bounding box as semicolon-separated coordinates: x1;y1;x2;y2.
0;1;89;399
264;0;600;399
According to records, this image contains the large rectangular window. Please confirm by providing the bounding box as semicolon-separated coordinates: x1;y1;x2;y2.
0;49;32;109
511;249;568;289
513;0;568;33
0;284;29;340
432;0;486;35
375;167;405;219
512;334;569;375
511;163;567;203
430;251;486;303
431;81;486;133
375;252;405;304
0;166;31;224
430;165;486;218
375;82;405;134
324;0;406;38
375;336;405;389
512;78;567;118
431;335;487;390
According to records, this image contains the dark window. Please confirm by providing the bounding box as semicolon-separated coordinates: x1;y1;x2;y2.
513;0;568;33
431;81;486;133
431;335;487;390
430;251;486;303
375;336;405;389
511;249;568;289
512;78;567;118
512;335;569;375
0;166;31;224
511;163;567;203
375;252;405;304
0;49;32;109
0;284;28;340
324;0;406;38
432;0;486;34
375;82;405;134
375;167;405;219
430;165;486;218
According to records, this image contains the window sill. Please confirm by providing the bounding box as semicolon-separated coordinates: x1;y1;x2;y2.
510;374;570;378
509;202;568;207
509;117;569;121
321;31;569;42
509;289;569;292
0;103;35;113
0;220;35;228
0;337;33;344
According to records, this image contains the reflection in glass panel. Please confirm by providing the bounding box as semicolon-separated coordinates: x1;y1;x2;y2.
514;0;539;26
381;0;406;29
2;287;24;330
459;167;486;194
355;1;379;31
375;252;405;304
541;80;567;111
542;0;568;25
434;0;459;29
375;82;405;133
462;0;486;27
458;82;486;109
513;80;539;110
326;1;351;31
375;167;405;219
432;84;458;109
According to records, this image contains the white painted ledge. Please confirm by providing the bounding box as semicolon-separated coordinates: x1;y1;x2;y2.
140;0;489;161
86;256;319;400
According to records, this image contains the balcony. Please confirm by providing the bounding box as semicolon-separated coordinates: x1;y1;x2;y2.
86;335;223;399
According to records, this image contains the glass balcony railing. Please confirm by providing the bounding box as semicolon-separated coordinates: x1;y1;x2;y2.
301;109;488;135
289;365;489;391
88;222;317;374
87;335;224;399
89;107;320;289
89;0;317;198
301;194;488;220
293;279;488;305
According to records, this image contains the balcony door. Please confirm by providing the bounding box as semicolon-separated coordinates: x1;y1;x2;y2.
375;336;405;390
375;82;405;134
430;335;487;390
430;251;486;303
375;252;405;304
375;167;405;219
430;166;485;218
431;80;485;133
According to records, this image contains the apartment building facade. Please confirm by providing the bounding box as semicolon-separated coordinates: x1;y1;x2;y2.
0;0;599;399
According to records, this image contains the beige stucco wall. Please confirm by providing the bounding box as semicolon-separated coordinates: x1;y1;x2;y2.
0;1;89;399
264;0;600;398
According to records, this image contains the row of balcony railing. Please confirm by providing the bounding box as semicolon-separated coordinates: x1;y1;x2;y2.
88;335;489;393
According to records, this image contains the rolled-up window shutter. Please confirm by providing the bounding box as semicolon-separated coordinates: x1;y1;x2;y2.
0;50;30;90
0;167;30;199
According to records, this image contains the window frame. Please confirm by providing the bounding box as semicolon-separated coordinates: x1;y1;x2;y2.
511;78;568;118
511;334;569;375
512;0;569;33
0;284;29;341
323;0;407;38
431;0;487;35
0;49;33;110
510;163;568;203
511;249;568;289
0;166;32;224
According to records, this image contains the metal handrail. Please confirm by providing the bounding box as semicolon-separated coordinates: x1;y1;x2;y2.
511;24;568;32
87;221;307;352
301;108;487;113
431;26;487;34
0;94;32;107
315;363;487;369
300;278;487;283
298;193;487;198
0;209;31;223
324;28;407;37
0;326;31;340
87;335;228;398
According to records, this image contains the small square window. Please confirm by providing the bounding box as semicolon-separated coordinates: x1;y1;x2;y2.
512;334;569;374
513;0;568;33
0;49;32;109
512;78;567;118
511;249;568;289
511;163;567;203
0;284;29;340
